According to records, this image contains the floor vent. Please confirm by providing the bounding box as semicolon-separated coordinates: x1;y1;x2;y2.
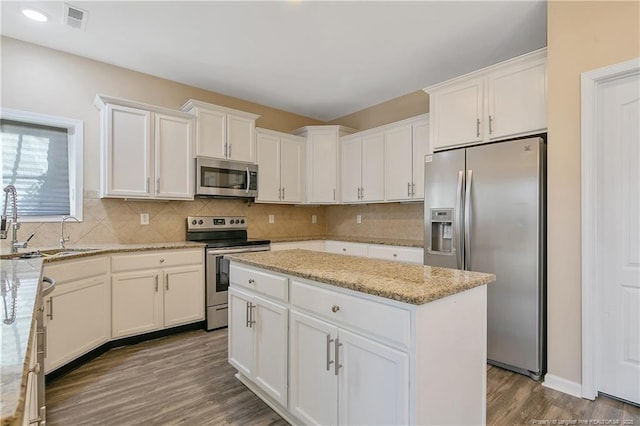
63;3;88;31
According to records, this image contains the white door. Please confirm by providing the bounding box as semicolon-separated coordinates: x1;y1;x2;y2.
340;136;362;203
361;132;385;202
597;72;640;404
412;119;430;200
280;136;305;203
227;114;255;162
384;124;413;201
154;113;193;199
228;287;254;378
256;133;281;202
195;108;226;158
289;310;338;425
111;270;163;338
338;329;409;426
253;296;288;406
307;129;338;203
163;265;204;328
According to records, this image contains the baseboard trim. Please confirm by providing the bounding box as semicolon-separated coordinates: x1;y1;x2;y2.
542;374;583;398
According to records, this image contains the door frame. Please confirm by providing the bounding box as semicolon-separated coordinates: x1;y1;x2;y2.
581;57;640;400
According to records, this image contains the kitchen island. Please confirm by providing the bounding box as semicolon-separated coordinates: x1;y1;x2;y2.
226;249;495;426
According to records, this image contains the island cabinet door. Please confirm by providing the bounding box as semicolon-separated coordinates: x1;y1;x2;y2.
337;329;410;426
228;287;254;378
289;310;338;425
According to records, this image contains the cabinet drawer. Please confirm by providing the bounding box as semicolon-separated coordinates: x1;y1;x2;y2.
368;245;423;264
111;249;203;272
229;263;288;302
43;256;108;284
324;241;368;257
290;280;411;349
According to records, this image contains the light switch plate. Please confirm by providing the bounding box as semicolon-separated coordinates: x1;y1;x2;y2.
140;213;149;225
356;215;362;224
312;214;317;224
268;214;275;224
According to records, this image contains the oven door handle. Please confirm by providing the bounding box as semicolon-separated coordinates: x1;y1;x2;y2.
206;245;270;256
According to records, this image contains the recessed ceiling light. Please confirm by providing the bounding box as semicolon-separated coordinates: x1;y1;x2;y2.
21;8;49;23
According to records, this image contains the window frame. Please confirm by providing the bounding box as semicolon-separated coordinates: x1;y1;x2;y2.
1;108;84;222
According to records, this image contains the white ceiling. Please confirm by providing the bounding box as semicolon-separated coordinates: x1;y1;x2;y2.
0;1;547;121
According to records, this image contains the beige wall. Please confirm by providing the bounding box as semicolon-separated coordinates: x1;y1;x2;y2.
329;90;428;131
547;1;639;383
0;37;325;250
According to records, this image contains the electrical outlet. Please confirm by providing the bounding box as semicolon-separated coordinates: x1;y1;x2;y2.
268;214;275;224
356;215;362;224
312;214;317;224
140;213;149;225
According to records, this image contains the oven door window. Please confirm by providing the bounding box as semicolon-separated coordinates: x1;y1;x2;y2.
201;166;247;190
216;256;230;293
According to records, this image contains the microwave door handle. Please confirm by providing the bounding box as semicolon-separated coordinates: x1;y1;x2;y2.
246;167;250;194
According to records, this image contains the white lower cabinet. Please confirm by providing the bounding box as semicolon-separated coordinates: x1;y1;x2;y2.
111;249;204;339
42;256;110;374
229;286;288;406
289;310;408;426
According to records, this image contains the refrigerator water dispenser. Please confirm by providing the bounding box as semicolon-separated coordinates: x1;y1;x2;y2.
430;208;454;254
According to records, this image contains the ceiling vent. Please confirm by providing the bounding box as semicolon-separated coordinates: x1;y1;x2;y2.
63;3;88;31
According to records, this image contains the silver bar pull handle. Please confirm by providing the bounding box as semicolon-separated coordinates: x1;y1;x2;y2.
476;118;480;138
155;275;159;292
464;170;473;270
326;334;334;371
455;171;464;270
333;188;336;201
488;115;493;135
407;182;411;197
47;298;53;320
165;273;169;291
245;301;250;328
282;187;285;200
334;337;343;375
228;144;231;158
146;177;150;194
249;303;256;328
156;178;160;194
360;187;364;200
411;182;416;197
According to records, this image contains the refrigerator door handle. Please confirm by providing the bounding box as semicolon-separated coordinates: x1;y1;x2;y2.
464;170;473;270
455;170;464;270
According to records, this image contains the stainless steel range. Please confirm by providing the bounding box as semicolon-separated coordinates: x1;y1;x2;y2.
186;216;270;330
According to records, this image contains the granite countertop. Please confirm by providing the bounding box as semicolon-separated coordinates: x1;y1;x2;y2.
268;236;424;248
0;241;206;263
0;258;44;426
227;249;494;305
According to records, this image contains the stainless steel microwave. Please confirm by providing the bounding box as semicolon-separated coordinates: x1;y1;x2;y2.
196;157;258;198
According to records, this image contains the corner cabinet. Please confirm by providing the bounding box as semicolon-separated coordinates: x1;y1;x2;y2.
426;48;546;151
294;126;356;204
384;115;430;201
182;99;260;163
95;95;195;200
256;128;306;204
110;249;204;339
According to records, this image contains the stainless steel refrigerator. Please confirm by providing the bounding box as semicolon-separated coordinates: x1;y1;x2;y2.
424;136;546;379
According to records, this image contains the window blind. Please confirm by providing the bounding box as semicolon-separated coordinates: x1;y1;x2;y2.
1;119;71;217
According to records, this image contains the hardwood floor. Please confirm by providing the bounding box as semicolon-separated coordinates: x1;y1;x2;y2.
46;329;640;425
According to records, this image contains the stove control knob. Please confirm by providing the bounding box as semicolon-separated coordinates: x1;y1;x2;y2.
198;220;203;225
240;219;245;224
191;220;197;225
230;219;235;224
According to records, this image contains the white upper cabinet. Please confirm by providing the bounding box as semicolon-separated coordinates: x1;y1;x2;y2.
340;131;384;203
256;128;305;204
95;95;194;200
295;125;356;204
182;99;260;163
384;116;430;201
426;48;547;151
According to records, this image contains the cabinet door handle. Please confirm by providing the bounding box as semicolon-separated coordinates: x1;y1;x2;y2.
228;144;232;158
476;118;480;138
249;303;256;328
155;275;159;292
407;182;411;197
333;188;336;201
412;182;416;197
278;188;282;200
282;187;285;200
489;115;493;135
165;274;169;291
326;334;334;371
146;177;150;194
156;178;160;194
47;298;53;320
245;301;250;328
224;143;228;158
334;337;343;375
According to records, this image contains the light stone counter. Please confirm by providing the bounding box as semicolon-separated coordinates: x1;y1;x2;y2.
268;236;423;248
0;258;44;426
227;249;494;305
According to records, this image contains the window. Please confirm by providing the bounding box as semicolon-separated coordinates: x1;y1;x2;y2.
1;109;83;221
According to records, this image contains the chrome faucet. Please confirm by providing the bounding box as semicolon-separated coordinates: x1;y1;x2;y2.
60;215;80;249
1;185;35;254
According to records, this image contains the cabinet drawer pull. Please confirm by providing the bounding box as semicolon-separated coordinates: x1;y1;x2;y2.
159;258;165;263
326;334;334;371
342;248;346;252
393;253;398;257
248;278;255;284
331;305;340;313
